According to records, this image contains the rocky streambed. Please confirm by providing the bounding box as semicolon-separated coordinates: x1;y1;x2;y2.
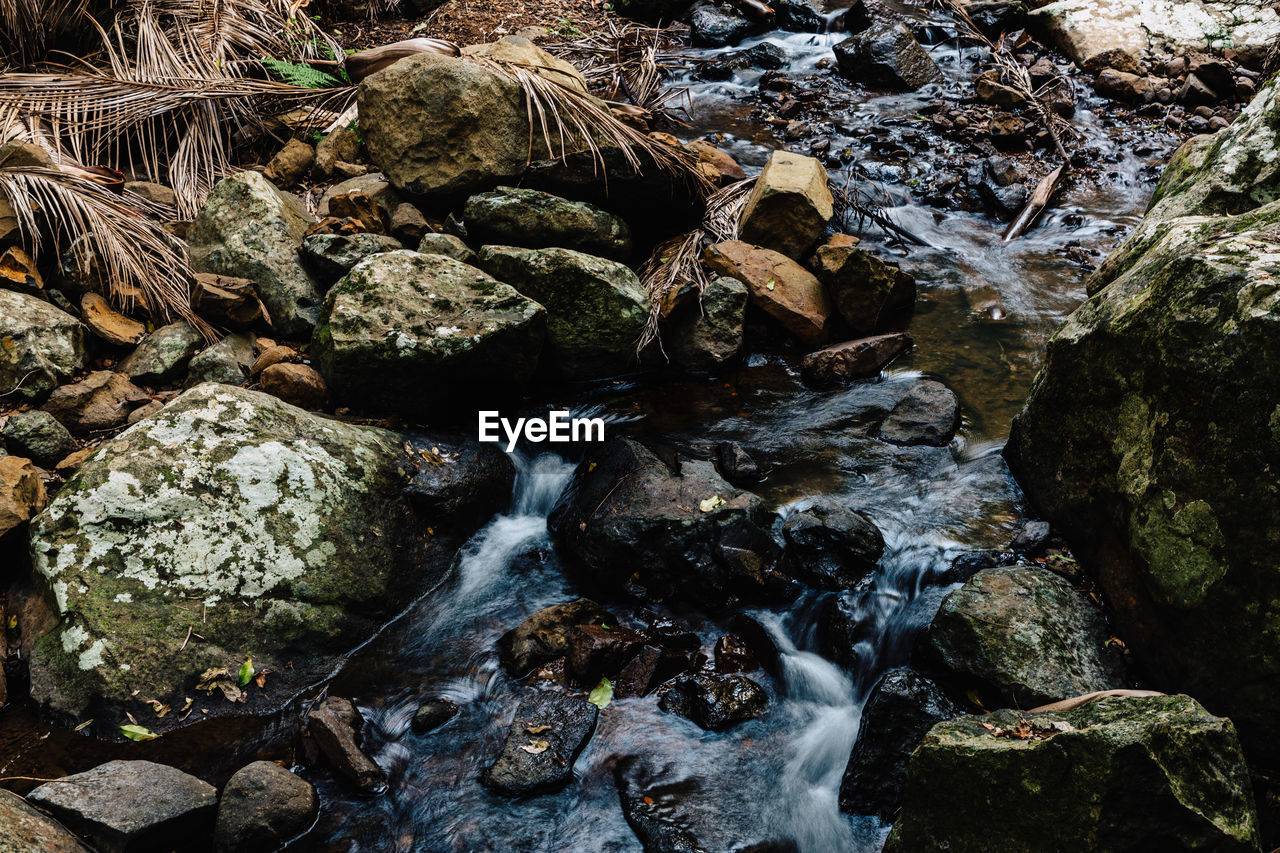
2;0;1280;851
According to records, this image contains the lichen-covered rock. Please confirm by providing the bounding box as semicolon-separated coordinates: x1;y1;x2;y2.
299;232;403;284
183;333;256;388
1;410;77;468
116;322;204;386
739;151;833;261
463;186;632;260
663;275;747;371
311;250;546;415
416;232;477;264
187;171;324;337
884;695;1261;852
0;289;88;402
26;383;510;726
1005;74;1280;763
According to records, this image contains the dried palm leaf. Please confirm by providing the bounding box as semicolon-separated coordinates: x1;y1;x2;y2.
0;0;88;66
545;20;691;120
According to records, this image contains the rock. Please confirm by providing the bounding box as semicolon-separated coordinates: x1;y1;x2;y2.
401;434;515;526
0;455;47;539
566;623;649;686
299;232;403;284
877;379;959;446
811;238;915;334
482;691;598;796
802;333;912;385
28;760;217;853
318;174;401;219
715;441;762;485
476;246;647;379
921;566;1125;707
116;322;204;385
213;762;317;853
702;42;790;80
713;634;758;673
498;598;616;674
263;138;315;186
840;668;963;820
975;74;1027;107
126;400;163;424
663;275;747;371
79;293;144;347
781;504;884;589
416;232;477;264
187;171;324;337
191;274;269;331
1180;71;1222;106
658;673;767;730
1;410;76;467
1009;519;1051;554
0;788;89;853
1094;68;1151;103
776;0;825;31
258;362;327;409
0;290;88;402
390;202;429;244
184;333;256;387
27;384;509;724
411;698;459;733
124;181;177;207
884;695;1260;852
308;697;387;794
459;36;590;95
738;151;833;261
614;644;673;698
311;250;546;414
988;111;1026;143
685;140;746;187
43;371;151;434
463;186;632;260
250;344;301;378
314;121;361;180
834;21;943;90
703;241;833;345
690;5;760;46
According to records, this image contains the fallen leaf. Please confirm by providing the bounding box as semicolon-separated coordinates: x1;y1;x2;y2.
237;656;255;687
526;724;552;734
521;739;550;755
120;723;159;741
588;677;613;710
147;699;171;718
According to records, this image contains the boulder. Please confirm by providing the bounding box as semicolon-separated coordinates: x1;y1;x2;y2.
28;760;217;853
0;789;89;853
417;232;477;264
213;762;317;853
258;362;327;409
459;36;590;95
0;289;88;401
78;294;145;347
482;691;598;796
690;5;760;46
311;250;546;415
877;379;959;446
187;171;324;337
498;598;616;674
781;504;884;590
43;371;151;434
190;274;269;331
566;623;649;686
307;697;387;794
663;275;747;371
1094;68;1151;104
464;185;633;260
884;695;1260;852
739;151;833;261
834;21;943;91
263;138;314;187
183;333;256;388
801;333;912;385
1;410;76;467
116;322;204;385
658;673;767;730
476;246;648;379
840;668;963;820
411;697;459;733
921;566;1125;707
703;241;833;345
809;238;916;334
299;232;403;284
0;455;47;539
27;384;510;725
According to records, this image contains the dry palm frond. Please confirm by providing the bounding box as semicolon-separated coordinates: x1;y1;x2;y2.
702;177;755;243
545;20;691;120
0;0;88;66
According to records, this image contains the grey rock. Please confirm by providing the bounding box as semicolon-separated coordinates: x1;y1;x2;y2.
213;762;316;853
184;333;257;388
834;21;943;90
116;322;204;385
416;232;477;264
43;371;151;434
664;275;747;371
877;379;959;446
482;691;598;796
0;290;88;402
463;186;632;260
299;232;404;284
1;410;76;467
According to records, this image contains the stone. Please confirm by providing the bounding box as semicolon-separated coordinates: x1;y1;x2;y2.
658;673;767;730
988;111;1026;142
79;293;144;347
213;762;317;853
28;761;217;853
258;362;327;409
191;274;269;331
476;246;648;379
1;410;76;468
614;645;672;698
975;74;1028;107
776;0;825;31
0;290;88;402
1009;519;1052;554
124;181;177;207
308;697;387;794
498;598;616;674
781;504;884;590
390;202;429;244
459;36;590;94
834;21;943;90
801;333;913;385
566;623;649;686
921;566;1125;707
690;5;760;46
684;139;746;186
884;695;1260;852
738;151;833;261
299;232;403;284
262;138;315;186
702;42;790;80
116;322;204;385
482;691;598;796
43;371;151;434
401;434;514;526
318;174;401;219
0;788;89;853
250;344;301;378
715;441;762;485
314;121;361;180
327;190;390;233
0;455;47;539
663;275;747;371
463;186;632;260
411;698;459;733
703;241;833;345
187;171;324;337
877;379;959;446
184;333;256;387
1094;68;1151;103
416;232;477;264
311;250;546;414
0;246;44;297
126;401;162;424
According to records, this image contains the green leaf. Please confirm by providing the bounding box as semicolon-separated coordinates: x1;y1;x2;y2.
588;677;613;710
259;57;341;89
237;656;255;687
120;724;159;741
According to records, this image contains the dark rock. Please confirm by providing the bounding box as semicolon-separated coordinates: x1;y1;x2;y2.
498;599;616;674
645;612;703;652
402;435;514;527
566;623;649;686
43;371;151;434
1180;72;1222;106
191;274;269;331
307;697;388;794
810;238;916;334
713;634;759;673
664;274;747;371
937;549;1020;585
1009;519;1051;554
0;788;89;853
834;21;943;91
715;441;762;485
978;177;1029;220
690;5;759;46
781;504;885;589
975;74;1027;107
482;691;597;796
987;111;1026;143
1;410;76;468
463;186;632;260
728;613;781;678
213;761;318;853
802;333;913;385
658;673;767;730
775;0;824;32
966;0;1026;35
389;202;429;245
702;42;789;79
184;332;256;387
411;698;459;733
615;645;664;698
877;379;959;446
299;232;403;284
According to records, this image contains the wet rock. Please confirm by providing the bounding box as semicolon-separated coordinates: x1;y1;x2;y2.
811;238;916;333
776;0;824;32
311;250;546;414
116;322;204;385
967;0;1027;35
978;177;1029;220
839;668;963;820
0;289;89;402
482;691;598;796
987;111;1026;143
1;410;76;467
664;275;747;371
690;5;759;46
1009;519;1051;554
417;232;477;264
802;333;913;385
187;171;324;336
702;42;789;79
498;599;616;674
834;21;943;91
739;151;833;262
476;246;647;379
877;379;959;446
79;293;145;347
213;762;317;853
781;504;884;589
0;788;89;853
191;274;269;331
704;241;833;345
0;455;47;539
659;673;767;730
401;435;514;526
884;695;1260;852
615;644;680;698
714;440;762;485
1094;68;1151;104
258;362;327;409
411;697;459;733
713;634;758;673
566;623;649;686
463;186;632;260
184;332;256;387
28;760;217;853
975;74;1027;107
308;697;387;794
43;370;151;434
299;232;403;284
921;566;1125;707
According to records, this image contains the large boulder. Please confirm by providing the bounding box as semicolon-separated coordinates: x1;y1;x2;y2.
26;383;511;727
213;762;317;853
0;289;88;402
187;172;324;337
834;21;943;90
0;789;89;853
463;186;632;260
738;151;833;261
311;250;546;415
884;695;1261;852
704;240;833;345
1005;75;1280;763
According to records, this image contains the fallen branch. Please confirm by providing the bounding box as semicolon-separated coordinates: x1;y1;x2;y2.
1028;689;1165;714
1003;163;1064;242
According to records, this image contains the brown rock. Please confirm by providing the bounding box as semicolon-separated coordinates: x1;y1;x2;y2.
1081;47;1139;75
0;788;90;853
1094;69;1151;104
498;599;616;674
809;237;915;334
988;112;1026;142
0;455;48;538
704;241;833;344
263;138;315;187
801;333;913;385
684;140;746;186
738;150;834;261
124;181;177;207
250;345;302;378
328;190;390;234
55;447;94;475
191;273;270;330
0;246;44;296
80;293;145;346
390;202;429;244
566;624;648;687
259;362;327;409
43;370;152;434
1179;72;1221;106
714;634;759;674
615;646;668;699
307;697;387;794
975;74;1026;107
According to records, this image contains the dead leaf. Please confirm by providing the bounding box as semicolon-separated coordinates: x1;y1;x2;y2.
520;739;550;755
526;724;552;734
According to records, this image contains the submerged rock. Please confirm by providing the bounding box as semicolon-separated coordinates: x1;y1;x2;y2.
411;697;459;733
658;673;767;730
482;691;597;796
877;379;959;446
463;186;632;260
0;289;87;402
834;21;943;91
213;762;318;853
738;150;833;261
884;695;1261;852
0;789;89;853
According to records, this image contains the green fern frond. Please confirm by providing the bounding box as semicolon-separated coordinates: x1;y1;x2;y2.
259;57;341;89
